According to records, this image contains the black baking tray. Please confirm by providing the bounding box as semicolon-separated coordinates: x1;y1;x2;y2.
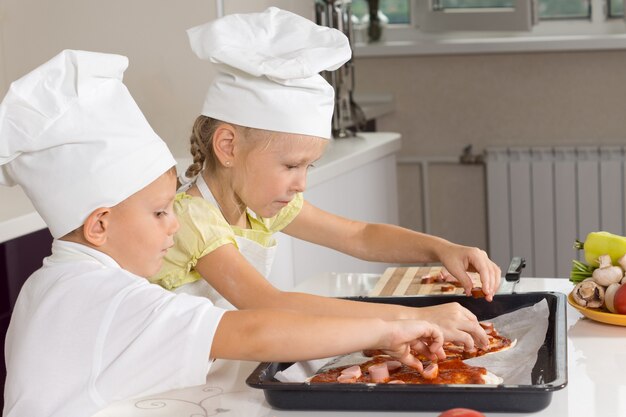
246;292;567;413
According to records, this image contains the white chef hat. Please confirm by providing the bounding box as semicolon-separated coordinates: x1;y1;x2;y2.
0;49;176;238
187;7;351;139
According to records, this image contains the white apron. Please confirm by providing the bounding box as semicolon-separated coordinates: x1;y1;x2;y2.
174;175;278;307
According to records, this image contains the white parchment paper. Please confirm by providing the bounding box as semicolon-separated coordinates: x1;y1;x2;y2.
275;299;549;385
464;299;549;385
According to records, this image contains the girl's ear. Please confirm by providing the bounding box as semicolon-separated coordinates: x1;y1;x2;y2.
212;123;237;167
82;207;110;246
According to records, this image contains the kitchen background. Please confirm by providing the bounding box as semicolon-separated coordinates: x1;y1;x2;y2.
3;0;626;250
2;0;626;397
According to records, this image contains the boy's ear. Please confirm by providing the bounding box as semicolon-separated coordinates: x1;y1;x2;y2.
82;207;111;247
212;124;236;166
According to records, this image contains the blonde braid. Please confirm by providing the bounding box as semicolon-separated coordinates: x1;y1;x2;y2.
185;116;221;178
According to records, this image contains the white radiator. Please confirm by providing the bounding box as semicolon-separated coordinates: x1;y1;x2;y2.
485;146;626;278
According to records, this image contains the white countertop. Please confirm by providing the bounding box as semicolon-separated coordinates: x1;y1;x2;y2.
0;131;400;244
95;275;626;417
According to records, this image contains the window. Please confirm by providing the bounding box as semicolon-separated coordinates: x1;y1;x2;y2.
352;0;624;25
539;0;589;19
352;0;411;24
415;0;536;32
608;0;625;17
351;0;626;56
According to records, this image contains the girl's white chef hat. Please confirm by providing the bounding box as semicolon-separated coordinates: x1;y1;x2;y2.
0;49;176;238
187;7;351;140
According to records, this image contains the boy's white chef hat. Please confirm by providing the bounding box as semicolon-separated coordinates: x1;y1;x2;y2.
0;49;176;238
187;7;351;140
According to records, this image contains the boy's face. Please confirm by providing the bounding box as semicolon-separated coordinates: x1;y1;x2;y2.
236;133;326;218
104;169;179;278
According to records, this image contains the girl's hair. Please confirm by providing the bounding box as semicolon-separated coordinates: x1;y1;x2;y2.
185;116;275;179
185;115;221;179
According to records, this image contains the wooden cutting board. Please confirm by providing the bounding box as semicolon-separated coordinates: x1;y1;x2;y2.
368;266;481;296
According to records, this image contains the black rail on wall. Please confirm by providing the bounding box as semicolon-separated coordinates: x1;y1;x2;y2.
1;228;53;411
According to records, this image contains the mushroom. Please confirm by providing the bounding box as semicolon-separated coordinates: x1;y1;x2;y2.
604;283;621;313
572;280;605;308
618;254;626;271
591;254;623;286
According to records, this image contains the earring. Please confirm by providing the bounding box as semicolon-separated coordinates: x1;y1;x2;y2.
225;161;231;167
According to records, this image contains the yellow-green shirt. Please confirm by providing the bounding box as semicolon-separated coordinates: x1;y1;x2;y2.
150;192;303;290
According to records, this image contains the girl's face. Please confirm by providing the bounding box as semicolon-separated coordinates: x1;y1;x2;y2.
234;132;327;218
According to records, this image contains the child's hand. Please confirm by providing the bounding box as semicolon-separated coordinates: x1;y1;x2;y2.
437;244;502;301
414;303;490;350
381;320;445;371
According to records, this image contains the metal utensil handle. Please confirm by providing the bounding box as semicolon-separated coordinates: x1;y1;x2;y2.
505;256;526;282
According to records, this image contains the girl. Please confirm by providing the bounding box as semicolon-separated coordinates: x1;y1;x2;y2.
151;7;501;350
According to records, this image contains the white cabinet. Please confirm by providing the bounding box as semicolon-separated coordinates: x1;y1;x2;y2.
268;132;401;288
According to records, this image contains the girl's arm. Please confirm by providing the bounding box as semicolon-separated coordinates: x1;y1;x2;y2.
195;245;489;349
210;309;445;368
283;201;501;301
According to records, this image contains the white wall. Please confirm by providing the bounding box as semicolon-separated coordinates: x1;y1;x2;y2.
355;51;626;254
0;0;311;158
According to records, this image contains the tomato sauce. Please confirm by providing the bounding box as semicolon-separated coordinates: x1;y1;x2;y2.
311;327;512;385
309;357;486;385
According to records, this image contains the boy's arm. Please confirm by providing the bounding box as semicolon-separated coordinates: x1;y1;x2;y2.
283;201;501;301
210;309;445;369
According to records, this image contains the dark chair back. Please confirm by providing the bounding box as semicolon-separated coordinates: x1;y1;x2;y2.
1;228;53;411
